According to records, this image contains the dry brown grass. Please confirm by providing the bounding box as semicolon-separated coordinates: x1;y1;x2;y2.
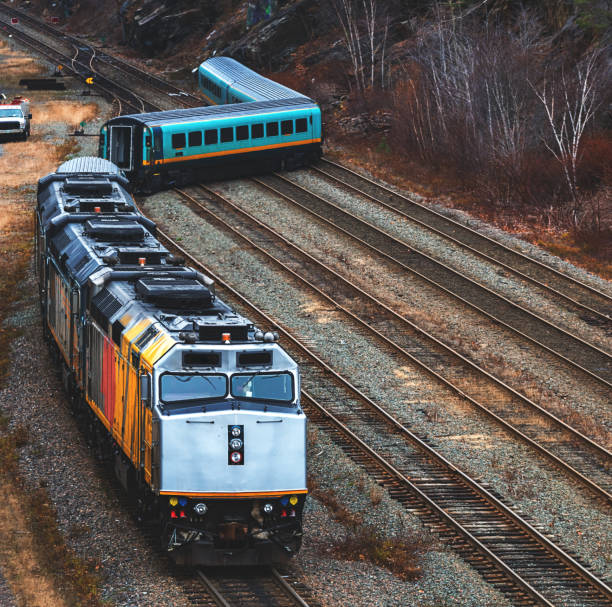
308;474;428;580
0;39;46;86
34;102;98;126
0;138;79;188
0;40;105;606
0;481;69;607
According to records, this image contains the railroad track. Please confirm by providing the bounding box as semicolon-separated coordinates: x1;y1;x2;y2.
0;5;201;114
0;16;150;114
315;158;612;326
184;568;316;607
6;10;612;603
253;173;612;389
174;184;612;504
149;217;612;607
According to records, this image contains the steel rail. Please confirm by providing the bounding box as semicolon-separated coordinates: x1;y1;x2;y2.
174;184;612;504
316;158;612;324
270;568;312;607
254;174;612;389
195;569;233;607
149;220;612;607
195;567;312;607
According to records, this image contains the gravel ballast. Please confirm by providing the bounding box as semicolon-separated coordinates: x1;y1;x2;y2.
208;178;611;448
142;191;612;585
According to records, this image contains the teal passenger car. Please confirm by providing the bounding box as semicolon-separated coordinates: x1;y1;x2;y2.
99;58;322;192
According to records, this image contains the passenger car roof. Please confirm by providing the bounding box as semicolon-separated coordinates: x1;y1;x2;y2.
107;97;318;127
199;56;305;102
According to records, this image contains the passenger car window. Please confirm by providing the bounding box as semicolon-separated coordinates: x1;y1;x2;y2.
172;133;186;149
204;129;218;145
220;127;233;143
188;131;202;147
281;120;294;135
236;125;249;141
266;122;279;137
251;123;264;139
295;118;307;133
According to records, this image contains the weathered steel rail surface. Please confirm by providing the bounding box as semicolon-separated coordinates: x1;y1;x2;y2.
150;218;612;607
253;174;612;389
174;184;612;505
315;159;612;327
192;568;316;607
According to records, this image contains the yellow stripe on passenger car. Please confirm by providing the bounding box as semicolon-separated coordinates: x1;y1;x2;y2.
153;138;321;166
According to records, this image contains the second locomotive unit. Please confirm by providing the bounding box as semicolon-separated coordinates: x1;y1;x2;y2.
36;157;307;565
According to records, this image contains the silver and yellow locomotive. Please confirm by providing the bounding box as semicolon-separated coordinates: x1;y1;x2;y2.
36;157;306;565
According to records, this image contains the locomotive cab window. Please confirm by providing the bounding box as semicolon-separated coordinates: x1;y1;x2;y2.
160;373;227;405
251;123;264;139
231;372;294;403
281;120;294;136
296;118;307;133
266;122;279;137
204;129;218;145
188;131;202;147
172;133;186;149
236;125;249;141
220;127;233;143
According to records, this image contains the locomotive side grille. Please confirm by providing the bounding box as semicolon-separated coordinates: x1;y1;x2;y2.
0;121;20;130
90;288;122;329
51;231;72;256
73;254;89;273
134;325;158;350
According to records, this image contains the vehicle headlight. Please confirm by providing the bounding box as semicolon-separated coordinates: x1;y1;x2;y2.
194;503;207;515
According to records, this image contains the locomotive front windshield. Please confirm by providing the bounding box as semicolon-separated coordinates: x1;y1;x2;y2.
231;372;294;403
160;373;227;404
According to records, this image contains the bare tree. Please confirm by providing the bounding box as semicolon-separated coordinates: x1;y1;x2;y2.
532;49;604;208
331;0;389;94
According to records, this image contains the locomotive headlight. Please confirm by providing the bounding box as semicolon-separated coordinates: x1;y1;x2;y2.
194;503;208;515
231;426;241;437
263;503;273;514
230;438;243;450
230;451;242;464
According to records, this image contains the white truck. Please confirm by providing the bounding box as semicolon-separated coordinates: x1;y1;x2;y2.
0;97;32;140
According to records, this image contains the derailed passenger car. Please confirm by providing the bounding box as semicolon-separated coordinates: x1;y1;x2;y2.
36;157;307;565
98;57;322;191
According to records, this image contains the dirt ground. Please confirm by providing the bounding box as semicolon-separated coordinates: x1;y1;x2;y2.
0;37;102;607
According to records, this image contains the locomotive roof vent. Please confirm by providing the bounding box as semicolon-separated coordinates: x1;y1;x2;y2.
84;219;146;242
63;177;113;196
135;277;213;309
